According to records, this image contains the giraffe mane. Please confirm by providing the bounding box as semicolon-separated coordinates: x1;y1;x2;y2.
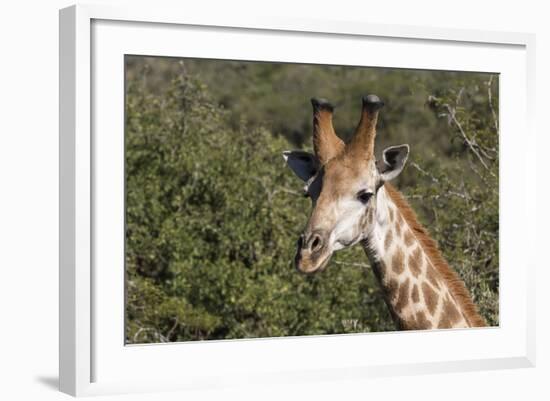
384;183;487;327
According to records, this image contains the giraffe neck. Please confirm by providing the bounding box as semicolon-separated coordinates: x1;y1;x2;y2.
361;184;483;330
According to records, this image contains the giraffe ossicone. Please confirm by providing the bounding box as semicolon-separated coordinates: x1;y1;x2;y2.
283;95;486;330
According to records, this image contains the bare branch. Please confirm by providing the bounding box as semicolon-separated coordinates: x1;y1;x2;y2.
132;326;167;343
166;317;179;340
409;161;439;184
487;75;499;134
333;260;371;269
443;103;494;176
275;186;304;197
456;87;465;105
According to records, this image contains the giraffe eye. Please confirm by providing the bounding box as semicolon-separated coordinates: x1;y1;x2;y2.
357;190;373;204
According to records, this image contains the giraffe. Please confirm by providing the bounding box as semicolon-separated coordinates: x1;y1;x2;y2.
283;95;486;330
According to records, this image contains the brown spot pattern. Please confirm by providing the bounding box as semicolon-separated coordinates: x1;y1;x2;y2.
394;278;410;313
438;316;452;329
385;278;399;302
388;207;395;222
384;183;486;327
384;229;393;251
442;296;461;324
395;217;402;237
391;248;405;274
426;264;441;289
408;246;423;277
422;282;438;316
403;229;414;247
415;311;431;329
411;284;420;303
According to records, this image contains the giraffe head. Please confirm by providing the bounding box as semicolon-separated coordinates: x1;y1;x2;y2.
284;95;410;274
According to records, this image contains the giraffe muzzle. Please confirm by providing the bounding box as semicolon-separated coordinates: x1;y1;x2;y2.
294;230;332;274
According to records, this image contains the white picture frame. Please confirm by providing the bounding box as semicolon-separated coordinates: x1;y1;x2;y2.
59;3;536;397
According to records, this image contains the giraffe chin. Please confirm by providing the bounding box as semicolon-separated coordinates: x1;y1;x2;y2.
294;250;333;275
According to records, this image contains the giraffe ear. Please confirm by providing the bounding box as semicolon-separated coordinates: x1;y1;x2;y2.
283;150;319;182
379;144;409;182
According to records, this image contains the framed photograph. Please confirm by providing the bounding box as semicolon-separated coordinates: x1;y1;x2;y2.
59;4;536;396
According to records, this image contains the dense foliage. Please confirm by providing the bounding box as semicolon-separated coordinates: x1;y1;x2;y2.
125;57;498;343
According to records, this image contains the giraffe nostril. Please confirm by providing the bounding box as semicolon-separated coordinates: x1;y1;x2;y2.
312;237;320;250
309;234;324;252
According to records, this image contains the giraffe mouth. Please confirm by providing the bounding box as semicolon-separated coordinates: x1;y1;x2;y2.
294;249;333;275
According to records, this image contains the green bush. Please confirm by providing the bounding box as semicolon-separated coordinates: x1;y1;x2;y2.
125;59;498;343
